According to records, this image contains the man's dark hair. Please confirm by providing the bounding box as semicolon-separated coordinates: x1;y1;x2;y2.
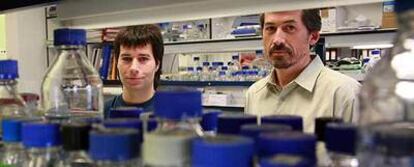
260;9;322;33
114;24;164;89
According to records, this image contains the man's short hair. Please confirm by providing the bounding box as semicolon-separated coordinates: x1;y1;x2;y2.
260;9;322;33
114;24;164;89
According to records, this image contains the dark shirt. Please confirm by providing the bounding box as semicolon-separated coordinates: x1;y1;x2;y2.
103;94;154;118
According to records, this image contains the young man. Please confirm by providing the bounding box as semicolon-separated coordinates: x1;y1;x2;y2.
104;25;163;117
245;10;360;133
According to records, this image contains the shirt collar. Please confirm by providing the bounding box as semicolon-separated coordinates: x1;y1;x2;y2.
294;56;324;92
266;56;324;93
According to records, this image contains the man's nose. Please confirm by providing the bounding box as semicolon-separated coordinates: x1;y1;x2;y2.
272;28;287;46
129;59;140;73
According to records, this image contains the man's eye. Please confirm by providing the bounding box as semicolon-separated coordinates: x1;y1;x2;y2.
284;25;296;32
138;57;149;62
121;57;132;62
265;26;276;33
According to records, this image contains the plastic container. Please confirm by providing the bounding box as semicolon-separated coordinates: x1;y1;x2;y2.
143;88;203;166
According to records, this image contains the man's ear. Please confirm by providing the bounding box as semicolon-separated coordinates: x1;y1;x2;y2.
309;31;320;46
155;63;160;71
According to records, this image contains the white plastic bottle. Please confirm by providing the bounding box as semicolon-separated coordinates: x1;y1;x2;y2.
143;89;203;167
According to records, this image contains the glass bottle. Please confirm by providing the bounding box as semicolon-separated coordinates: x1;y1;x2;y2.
21;121;61;167
0;60;27;137
195;67;202;81
55;122;93;167
258;131;317;166
201;62;210;81
142;88;203;167
41;28;103;122
229;54;241;74
325;123;358;167
251;50;272;77
193;56;200;69
314;117;344;167
0;118;38;166
358;1;414;166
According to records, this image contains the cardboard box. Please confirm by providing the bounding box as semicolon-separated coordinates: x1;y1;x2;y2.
321;7;347;32
382;1;397;28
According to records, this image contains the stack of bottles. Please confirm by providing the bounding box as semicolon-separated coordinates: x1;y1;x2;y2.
161;21;209;42
167;52;272;82
0;63;361;167
0;55;361;167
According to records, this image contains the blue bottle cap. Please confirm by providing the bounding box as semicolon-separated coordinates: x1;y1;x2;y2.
192;135;254;167
201;110;222;131
22;121;61;148
375;124;414;157
2;118;40;142
260;154;312;167
218;62;224;66
242;66;250;70
202;62;210;66
183;24;191;29
146;118;158;132
217;113;257;135
196;67;203;71
232;55;239;60
193;57;200;61
187;67;194;71
325;123;357;155
222;66;228;70
258;131;316;160
108;107;144;119
154;88;202;120
256;50;263;54
158;22;170;29
370;50;381;55
314;117;343;141
248;70;257;75
219;71;226;76
231;71;239;76
0;60;18;79
240;123;292;141
54;28;87;46
396;0;414;13
261;115;303;131
89;128;140;161
212;62;221;67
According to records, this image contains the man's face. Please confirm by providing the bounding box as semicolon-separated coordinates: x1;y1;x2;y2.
262;11;318;69
117;44;158;91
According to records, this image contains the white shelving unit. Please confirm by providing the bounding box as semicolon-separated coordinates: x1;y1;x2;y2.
57;0;391;29
163;29;396;54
